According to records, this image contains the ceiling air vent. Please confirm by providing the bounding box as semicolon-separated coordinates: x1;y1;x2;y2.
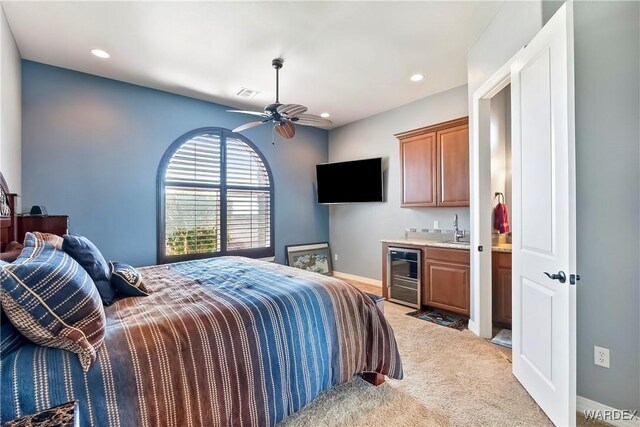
236;87;260;99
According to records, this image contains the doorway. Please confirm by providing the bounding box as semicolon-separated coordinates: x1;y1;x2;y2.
469;3;577;425
488;84;513;354
469;58;515;340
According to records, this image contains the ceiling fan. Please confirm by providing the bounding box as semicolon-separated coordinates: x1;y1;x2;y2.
228;58;333;139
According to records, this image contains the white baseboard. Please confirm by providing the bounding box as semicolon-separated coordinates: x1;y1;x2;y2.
333;271;382;287
467;319;480;336
576;395;639;427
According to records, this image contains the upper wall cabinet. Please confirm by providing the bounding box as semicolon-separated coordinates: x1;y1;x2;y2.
399;132;437;206
395;117;469;207
436;123;470;206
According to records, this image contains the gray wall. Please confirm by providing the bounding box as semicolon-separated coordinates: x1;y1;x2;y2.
489;86;511;217
470;0;640;412
21;61;329;267
572;1;639;413
0;5;21;209
466;1;543;112
328;84;469;280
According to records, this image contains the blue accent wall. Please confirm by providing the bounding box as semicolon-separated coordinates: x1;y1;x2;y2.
21;60;329;267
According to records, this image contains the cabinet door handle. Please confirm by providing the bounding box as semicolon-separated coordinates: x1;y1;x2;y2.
543;271;566;284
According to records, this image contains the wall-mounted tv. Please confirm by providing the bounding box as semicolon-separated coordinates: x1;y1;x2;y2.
316;157;384;204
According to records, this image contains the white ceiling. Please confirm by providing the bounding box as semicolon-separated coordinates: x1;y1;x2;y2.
2;1;503;128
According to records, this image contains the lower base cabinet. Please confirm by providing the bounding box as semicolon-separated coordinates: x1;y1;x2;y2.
423;248;470;316
492;252;512;327
382;244;471;317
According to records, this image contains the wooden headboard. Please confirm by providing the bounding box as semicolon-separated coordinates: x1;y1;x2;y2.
0;171;18;252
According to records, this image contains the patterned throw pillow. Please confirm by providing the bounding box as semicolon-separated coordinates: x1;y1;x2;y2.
32;231;63;249
0;319;27;356
109;261;150;297
0;233;106;371
62;234;117;305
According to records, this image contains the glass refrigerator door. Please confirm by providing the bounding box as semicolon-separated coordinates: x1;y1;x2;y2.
388;249;420;307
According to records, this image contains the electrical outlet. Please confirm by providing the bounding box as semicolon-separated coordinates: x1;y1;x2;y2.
334;254;338;261
594;346;610;368
434;220;439;230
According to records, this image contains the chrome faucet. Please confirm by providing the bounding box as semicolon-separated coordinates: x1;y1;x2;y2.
453;214;464;242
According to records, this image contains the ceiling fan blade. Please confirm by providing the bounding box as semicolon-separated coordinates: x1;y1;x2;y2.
276;104;308;118
274;121;296;139
292;114;333;129
227;110;270;118
233;121;268;133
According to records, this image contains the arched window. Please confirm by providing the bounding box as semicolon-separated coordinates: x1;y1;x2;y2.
157;128;274;263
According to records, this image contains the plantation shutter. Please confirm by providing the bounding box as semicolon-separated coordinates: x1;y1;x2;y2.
160;130;272;261
165;134;221;185
226;137;271;250
164;133;222;256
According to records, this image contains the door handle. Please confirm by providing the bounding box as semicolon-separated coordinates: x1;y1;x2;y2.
544;271;566;284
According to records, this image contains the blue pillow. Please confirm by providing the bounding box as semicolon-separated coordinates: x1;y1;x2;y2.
63;234;117;305
0;262;27;356
0;233;106;371
1;320;27;356
109;261;150;297
1;262;10;327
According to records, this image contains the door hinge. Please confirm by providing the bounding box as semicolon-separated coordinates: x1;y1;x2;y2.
570;274;581;285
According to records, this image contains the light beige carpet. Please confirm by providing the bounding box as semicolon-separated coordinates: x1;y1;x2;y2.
282;301;554;426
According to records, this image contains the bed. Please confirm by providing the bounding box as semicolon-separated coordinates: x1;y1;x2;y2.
0;173;403;426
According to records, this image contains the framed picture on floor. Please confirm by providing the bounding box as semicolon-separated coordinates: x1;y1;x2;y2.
285;242;333;276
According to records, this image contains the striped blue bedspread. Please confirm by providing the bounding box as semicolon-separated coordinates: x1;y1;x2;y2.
1;257;402;426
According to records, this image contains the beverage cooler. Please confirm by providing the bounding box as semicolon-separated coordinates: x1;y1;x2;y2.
387;247;421;308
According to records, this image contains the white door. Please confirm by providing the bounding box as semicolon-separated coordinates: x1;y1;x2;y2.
511;2;576;426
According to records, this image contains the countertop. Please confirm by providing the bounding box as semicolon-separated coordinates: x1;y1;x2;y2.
381;238;512;253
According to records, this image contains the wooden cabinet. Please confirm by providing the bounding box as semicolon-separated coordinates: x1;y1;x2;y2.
382;243;471;317
437;124;470;206
396;117;469;207
400;132;437;206
492;252;512;327
424;247;470;316
17;215;69;242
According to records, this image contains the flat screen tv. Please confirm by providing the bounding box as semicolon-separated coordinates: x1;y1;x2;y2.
316;157;383;204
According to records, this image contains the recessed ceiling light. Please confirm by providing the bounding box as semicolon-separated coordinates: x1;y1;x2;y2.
410;73;424;82
91;49;110;59
320;112;331;118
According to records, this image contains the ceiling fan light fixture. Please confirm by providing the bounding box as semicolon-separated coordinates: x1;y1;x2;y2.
410;73;424;82
320;112;331;118
275;122;295;139
227;58;333;139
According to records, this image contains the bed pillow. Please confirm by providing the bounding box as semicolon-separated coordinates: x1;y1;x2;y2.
0;233;106;371
109;261;150;297
32;231;63;249
0;261;11;333
0;319;27;356
63;234;117;305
